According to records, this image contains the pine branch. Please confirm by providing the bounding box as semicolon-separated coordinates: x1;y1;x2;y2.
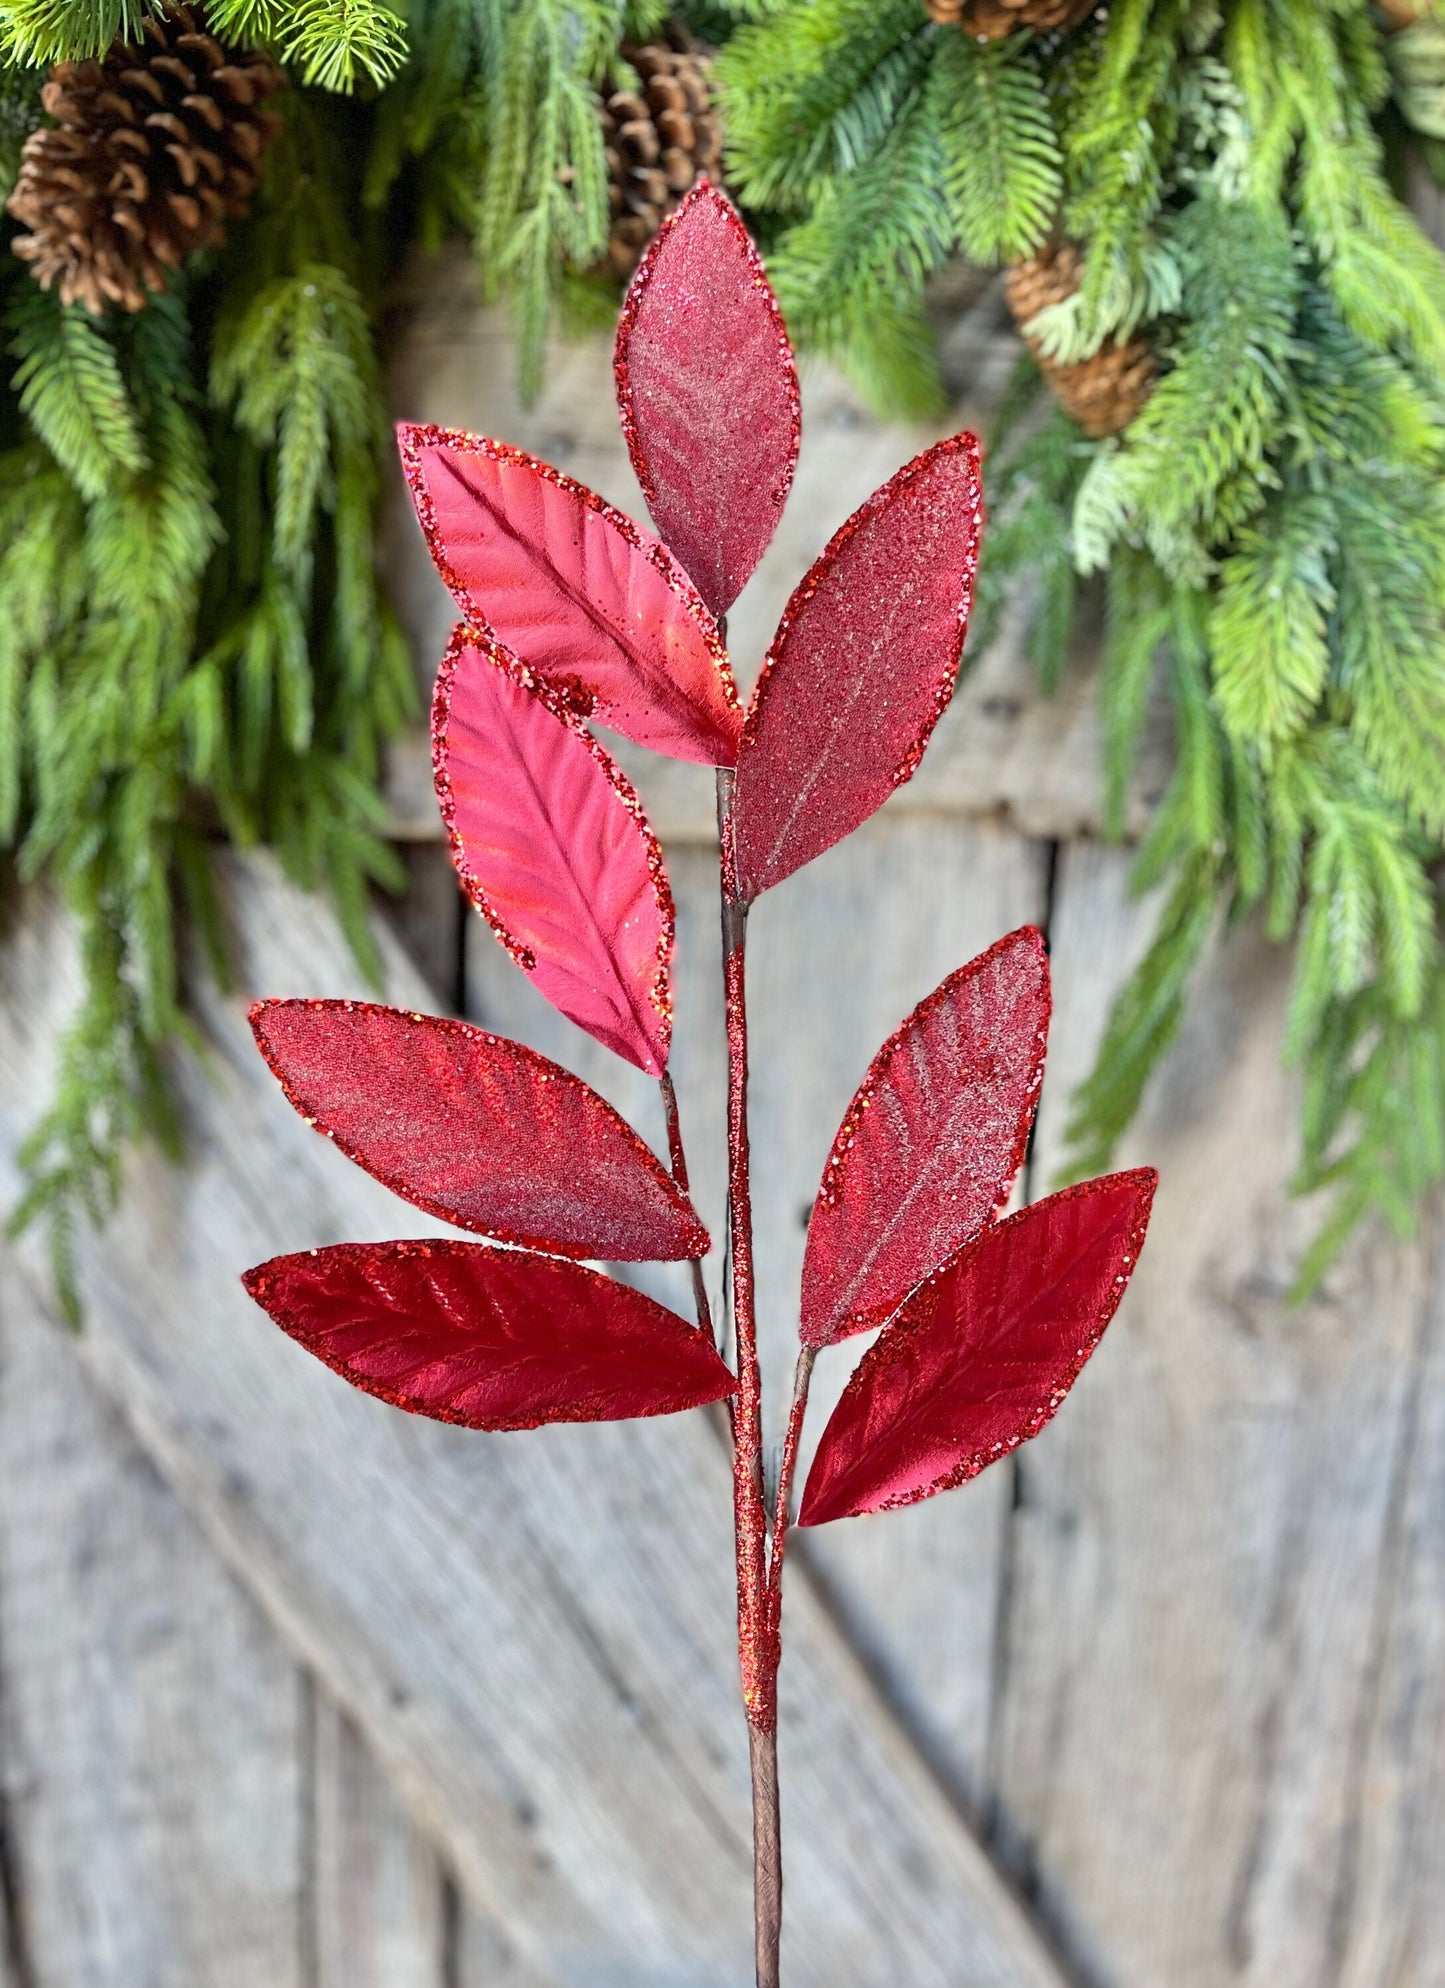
767;82;951;414
8;288;147;502
1210;492;1335;745
934;32;1061;266
715;0;928;209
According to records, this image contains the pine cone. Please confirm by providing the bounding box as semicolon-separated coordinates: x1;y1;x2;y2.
600;25;723;280
1379;0;1431;29
7;4;283;315
1005;243;1156;439
927;0;1100;37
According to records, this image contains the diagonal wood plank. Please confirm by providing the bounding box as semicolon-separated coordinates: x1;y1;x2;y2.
456;1911;559;1988
0;853;1069;1988
0;1250;308;1988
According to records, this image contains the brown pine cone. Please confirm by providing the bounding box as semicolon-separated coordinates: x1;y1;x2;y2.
7;3;283;315
601;24;723;280
1005;242;1156;439
1378;0;1431;28
927;0;1100;37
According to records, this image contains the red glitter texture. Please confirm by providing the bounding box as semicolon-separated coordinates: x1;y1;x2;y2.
614;179;801;621
250;1000;709;1263
800;927;1051;1350
433;627;674;1075
798;1171;1158;1527
398;422;741;765
243;1239;738;1432
731;432;984;899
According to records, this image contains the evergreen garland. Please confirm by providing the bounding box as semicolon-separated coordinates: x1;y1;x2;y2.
5;0;1445;1301
715;0;1445;1284
0;2;667;1311
0;89;417;1315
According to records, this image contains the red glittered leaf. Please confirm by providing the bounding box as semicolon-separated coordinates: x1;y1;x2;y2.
800;928;1050;1350
799;1171;1157;1527
614;179;800;620
398;423;741;765
433;627;673;1074
243;1240;737;1431
730;434;984;898
250;1000;709;1262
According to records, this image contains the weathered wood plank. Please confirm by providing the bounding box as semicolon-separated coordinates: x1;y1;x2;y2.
380;255;1171;848
0;1251;308;1988
0;854;1069;1988
466;811;1050;1803
1335;1238;1445;1988
0;1819;20;1988
377;842;466;1011
454;1909;557;1988
314;1698;447;1988
987;839;1439;1988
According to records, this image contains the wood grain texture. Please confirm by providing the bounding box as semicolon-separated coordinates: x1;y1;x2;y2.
1334;1245;1445;1988
0;853;1068;1988
988;840;1441;1988
314;1698;447;1988
0;1251;307;1988
454;1907;559;1988
380;252;1172;848
379;843;465;1010
466;815;1049;1805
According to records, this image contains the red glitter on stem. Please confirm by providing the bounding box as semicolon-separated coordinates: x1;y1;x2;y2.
659;1069;717;1352
717;765;781;1988
765;1346;815;1623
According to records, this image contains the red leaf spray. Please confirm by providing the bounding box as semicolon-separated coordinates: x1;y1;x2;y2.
241;179;1157;1986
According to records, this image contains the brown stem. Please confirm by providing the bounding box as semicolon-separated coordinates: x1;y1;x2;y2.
749;1724;782;1988
658;1069;717;1351
717;766;781;1987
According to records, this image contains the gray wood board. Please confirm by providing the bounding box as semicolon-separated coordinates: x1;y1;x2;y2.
0;1252;307;1988
987;840;1444;1988
466;810;1051;1808
0;852;1067;1988
379;255;1172;848
314;1698;447;1988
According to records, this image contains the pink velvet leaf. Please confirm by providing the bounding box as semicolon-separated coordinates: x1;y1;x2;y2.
243;1239;737;1432
433;626;673;1074
250;1000;709;1262
730;433;984;898
798;1171;1158;1527
614;179;801;621
398;423;741;765
800;928;1051;1350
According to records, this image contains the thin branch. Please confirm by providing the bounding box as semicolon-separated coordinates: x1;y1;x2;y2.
766;1345;816;1607
717;764;782;1988
658;1068;717;1350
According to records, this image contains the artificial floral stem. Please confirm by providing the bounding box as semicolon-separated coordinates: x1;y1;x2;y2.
717;764;782;1988
659;1069;717;1350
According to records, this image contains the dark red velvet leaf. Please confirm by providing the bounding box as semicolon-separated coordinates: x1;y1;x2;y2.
730;433;984;898
398;422;741;765
800;928;1050;1350
614;179;800;620
798;1171;1157;1527
250;1000;709;1262
433;627;673;1074
242;1239;737;1431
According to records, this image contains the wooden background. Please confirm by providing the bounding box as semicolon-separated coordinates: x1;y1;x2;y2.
0;249;1441;1988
